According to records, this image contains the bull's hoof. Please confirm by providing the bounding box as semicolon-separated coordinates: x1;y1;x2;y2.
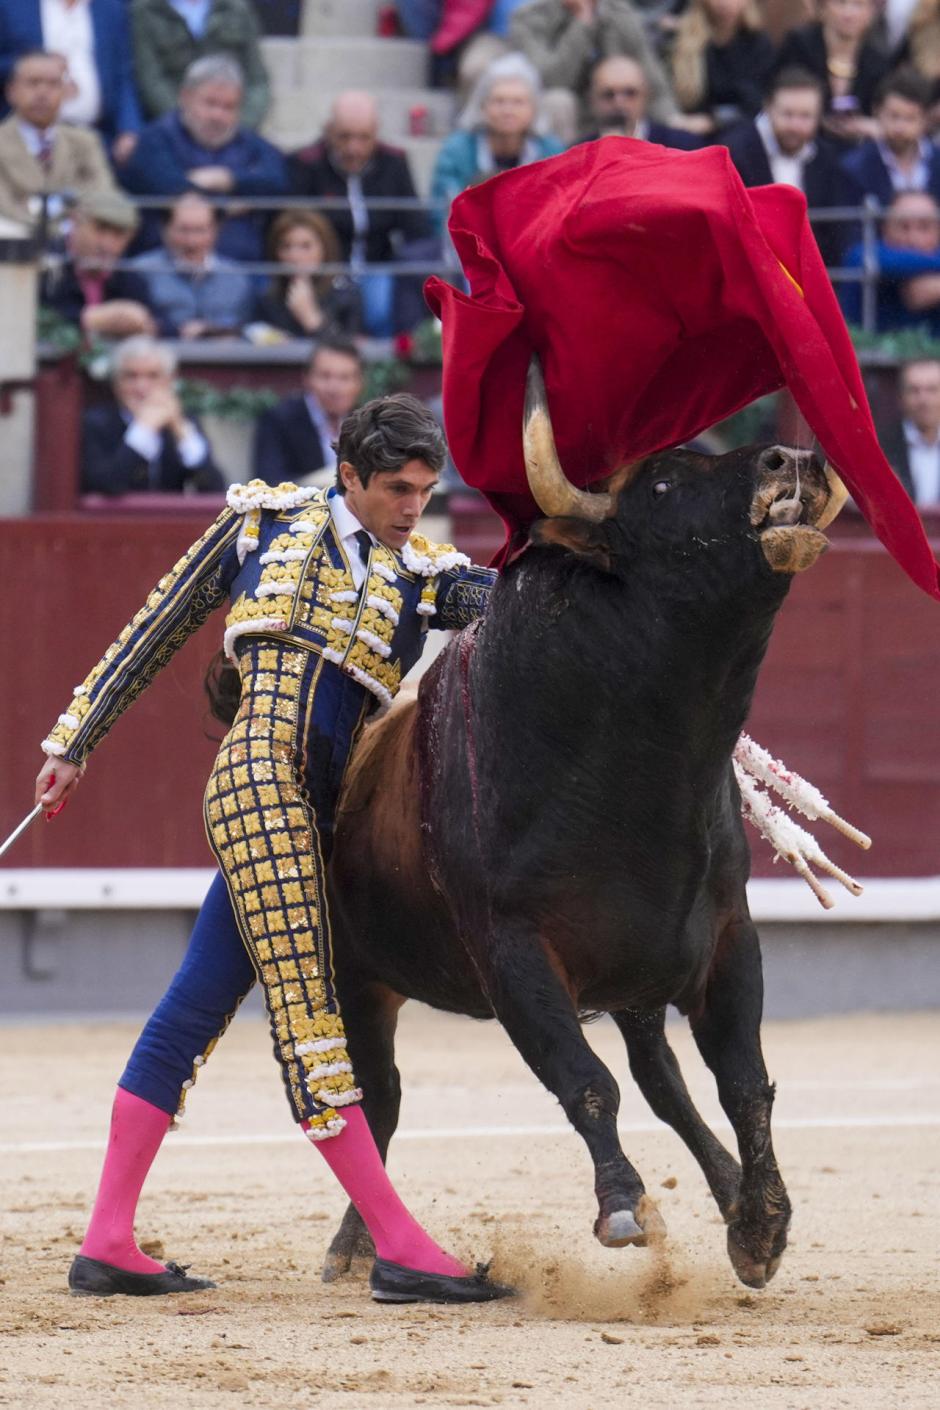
726;1227;785;1290
321;1251;373;1284
594;1195;667;1249
321;1249;352;1283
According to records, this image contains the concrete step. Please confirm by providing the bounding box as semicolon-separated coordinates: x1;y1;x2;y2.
371;87;457;139
260;37;301;93
300;0;382;38
261;36;428;93
302;36;428;89
398;134;444;198
263;87;456;147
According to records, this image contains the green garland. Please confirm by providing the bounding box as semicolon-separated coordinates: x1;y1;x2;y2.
363;359;411;400
36;305;84;356
847;324;940;362
39;301;940;433
407;317;443;366
177;380;277;419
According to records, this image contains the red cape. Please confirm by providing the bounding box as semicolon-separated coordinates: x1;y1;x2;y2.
425;137;940;600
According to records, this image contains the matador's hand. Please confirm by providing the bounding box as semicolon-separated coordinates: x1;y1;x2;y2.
35;757;83;812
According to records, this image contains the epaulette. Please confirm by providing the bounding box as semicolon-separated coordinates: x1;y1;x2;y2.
401;532;471;578
226;480;320;513
228;481;325;563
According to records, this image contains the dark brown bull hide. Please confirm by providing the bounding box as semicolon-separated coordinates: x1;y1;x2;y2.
324;421;843;1293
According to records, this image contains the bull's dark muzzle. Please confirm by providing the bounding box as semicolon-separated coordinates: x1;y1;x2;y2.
750;446;847;575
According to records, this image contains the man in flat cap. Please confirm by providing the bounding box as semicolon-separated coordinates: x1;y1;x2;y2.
41;189;156;339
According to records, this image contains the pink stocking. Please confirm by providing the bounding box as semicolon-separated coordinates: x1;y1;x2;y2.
307;1106;468;1276
79;1087;171;1274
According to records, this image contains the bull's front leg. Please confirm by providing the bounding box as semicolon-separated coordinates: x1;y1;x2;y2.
690;917;791;1289
612;1007;742;1220
482;923;666;1250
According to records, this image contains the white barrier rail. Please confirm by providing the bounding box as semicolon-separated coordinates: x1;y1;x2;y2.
1;870;940;923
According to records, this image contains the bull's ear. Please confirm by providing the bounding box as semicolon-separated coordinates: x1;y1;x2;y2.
530;516;613;569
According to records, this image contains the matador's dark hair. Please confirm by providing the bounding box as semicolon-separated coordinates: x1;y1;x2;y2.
334;393;446;492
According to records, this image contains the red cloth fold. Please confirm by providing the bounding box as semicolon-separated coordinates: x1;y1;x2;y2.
425;137;940;600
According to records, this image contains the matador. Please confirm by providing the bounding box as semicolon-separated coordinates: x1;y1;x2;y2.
36;394;509;1305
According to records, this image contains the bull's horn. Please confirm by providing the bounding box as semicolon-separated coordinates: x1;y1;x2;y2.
523;356;613;522
815;461;848;530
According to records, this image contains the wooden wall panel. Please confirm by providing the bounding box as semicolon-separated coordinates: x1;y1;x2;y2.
2;509;939;876
1;516;224;868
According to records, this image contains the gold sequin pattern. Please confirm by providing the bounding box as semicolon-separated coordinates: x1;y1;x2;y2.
203;642;360;1125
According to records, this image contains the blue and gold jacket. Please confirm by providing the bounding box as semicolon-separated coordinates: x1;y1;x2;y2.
43;481;497;767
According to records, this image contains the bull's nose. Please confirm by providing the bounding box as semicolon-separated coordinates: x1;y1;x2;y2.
757;445;813;476
750;445;825;530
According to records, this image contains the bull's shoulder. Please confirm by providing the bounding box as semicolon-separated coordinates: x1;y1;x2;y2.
226;481;327;517
400;532;471;578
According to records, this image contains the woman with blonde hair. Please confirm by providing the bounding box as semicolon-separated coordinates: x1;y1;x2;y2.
251;210;362;339
668;0;775;136
899;0;940;79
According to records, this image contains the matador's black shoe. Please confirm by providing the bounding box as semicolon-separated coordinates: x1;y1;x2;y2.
68;1254;216;1297
369;1257;516;1305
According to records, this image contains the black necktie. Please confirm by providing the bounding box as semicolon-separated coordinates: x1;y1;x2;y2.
354;529;372;566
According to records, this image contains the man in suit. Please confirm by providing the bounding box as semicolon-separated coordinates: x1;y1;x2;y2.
289;92;430;337
880;358;940;506
131;191;254;338
40;189;155;337
252;338;364;487
121;55;287;262
722;67;856;268
582;55;701;149
0;0;142;162
81;334;224;494
0;49;114;232
842;69;940;212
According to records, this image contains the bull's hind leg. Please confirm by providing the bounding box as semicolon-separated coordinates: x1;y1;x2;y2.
321;983;405;1282
484;928;665;1249
613;1008;742;1219
690;918;791;1289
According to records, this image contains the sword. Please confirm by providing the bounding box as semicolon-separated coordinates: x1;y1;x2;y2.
0;803;44;860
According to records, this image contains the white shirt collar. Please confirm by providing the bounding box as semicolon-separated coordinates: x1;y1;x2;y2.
17;120;56;156
329;487;379;588
902;418;940;505
329;487;371;543
877;138;931;192
903;418;940;449
303;394;339;473
755;111;816;168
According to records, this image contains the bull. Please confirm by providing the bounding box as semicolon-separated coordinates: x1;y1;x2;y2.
324;359;847;1291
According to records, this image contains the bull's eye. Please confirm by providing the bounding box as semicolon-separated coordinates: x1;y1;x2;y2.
652;480;672;497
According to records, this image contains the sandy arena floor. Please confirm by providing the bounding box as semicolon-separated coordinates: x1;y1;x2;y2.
0;1007;938;1409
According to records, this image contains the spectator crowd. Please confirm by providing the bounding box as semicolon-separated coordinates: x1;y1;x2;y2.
4;0;940;503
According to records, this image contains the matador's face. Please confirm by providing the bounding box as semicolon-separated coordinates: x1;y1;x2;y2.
340;459;439;552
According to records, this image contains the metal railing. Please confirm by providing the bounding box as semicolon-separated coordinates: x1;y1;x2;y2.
34;190;890;333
